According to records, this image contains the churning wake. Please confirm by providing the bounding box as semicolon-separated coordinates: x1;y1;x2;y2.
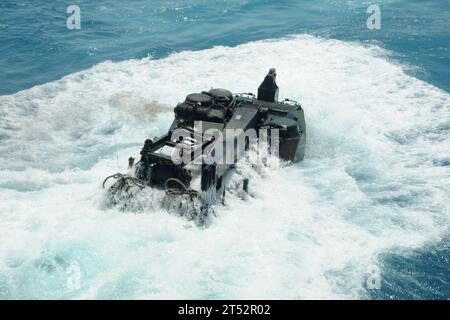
0;35;449;299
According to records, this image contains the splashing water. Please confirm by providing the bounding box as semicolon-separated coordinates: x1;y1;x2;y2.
0;35;449;299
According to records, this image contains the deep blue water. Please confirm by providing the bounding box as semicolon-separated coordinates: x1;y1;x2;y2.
0;0;449;300
1;0;449;95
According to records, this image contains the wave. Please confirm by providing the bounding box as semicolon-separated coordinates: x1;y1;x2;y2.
0;34;449;299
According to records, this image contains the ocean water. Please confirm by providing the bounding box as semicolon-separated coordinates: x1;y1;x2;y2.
0;0;449;299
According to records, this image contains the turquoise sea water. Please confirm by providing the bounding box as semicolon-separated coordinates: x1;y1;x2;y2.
0;0;449;299
1;0;449;94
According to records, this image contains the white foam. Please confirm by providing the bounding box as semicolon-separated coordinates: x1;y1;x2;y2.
0;35;449;299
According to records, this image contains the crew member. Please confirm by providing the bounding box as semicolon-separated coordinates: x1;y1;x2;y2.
258;68;279;102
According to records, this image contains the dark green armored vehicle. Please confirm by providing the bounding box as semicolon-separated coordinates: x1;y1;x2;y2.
104;69;306;223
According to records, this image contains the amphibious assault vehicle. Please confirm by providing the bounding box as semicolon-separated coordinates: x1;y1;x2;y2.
104;70;306;223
